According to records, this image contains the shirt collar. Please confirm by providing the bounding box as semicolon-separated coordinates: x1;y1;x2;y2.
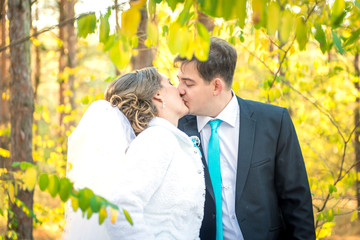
197;91;239;132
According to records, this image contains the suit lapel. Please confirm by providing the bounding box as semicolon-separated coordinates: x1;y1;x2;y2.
235;97;256;206
181;116;215;201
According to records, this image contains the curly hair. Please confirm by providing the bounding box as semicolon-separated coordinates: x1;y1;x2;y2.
104;67;162;135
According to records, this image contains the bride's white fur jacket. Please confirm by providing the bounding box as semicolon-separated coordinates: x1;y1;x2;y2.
63;101;205;240
108;117;205;239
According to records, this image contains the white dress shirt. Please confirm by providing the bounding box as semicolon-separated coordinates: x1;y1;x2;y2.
197;92;244;240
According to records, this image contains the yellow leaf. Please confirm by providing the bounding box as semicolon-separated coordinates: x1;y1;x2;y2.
31;37;41;47
267;1;281;36
99;207;107;225
194;34;210;61
130;0;146;8
22;167;38;191
279;10;293;43
185;38;195;60
42;111;50;123
147;21;158;46
110;207;118;224
8;182;15;203
168;22;182;55
351;210;358;222
121;8;141;37
123;209;133;225
0;148;10;158
144;38;152;48
0;186;5;209
296;16;308;51
71;196;79;212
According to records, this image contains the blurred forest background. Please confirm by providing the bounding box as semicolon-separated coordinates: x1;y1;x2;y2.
0;0;360;239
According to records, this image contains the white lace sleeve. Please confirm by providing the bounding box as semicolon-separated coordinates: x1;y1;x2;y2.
63;100;135;240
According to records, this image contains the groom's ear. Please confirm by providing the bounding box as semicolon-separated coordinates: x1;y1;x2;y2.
212;78;224;96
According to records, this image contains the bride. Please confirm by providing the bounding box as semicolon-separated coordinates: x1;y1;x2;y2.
63;67;205;239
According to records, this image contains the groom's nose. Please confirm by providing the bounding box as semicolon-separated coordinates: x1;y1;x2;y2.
177;84;186;96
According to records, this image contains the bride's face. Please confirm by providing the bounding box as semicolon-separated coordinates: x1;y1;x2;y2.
158;73;189;118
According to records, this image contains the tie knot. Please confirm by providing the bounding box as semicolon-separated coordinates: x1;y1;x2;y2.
209;119;222;131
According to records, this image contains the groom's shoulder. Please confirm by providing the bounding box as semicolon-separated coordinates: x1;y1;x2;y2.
239;97;285;115
178;115;196;131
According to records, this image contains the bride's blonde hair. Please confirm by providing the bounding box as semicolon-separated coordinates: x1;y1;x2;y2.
104;67;162;135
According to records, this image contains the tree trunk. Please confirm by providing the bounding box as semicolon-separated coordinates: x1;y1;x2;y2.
7;0;34;239
33;1;40;101
354;52;360;213
0;0;9;169
59;0;66;129
66;0;76;112
130;5;153;70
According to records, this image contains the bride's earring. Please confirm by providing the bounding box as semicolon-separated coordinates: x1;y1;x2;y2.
162;101;166;109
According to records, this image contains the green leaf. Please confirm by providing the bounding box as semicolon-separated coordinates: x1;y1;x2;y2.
89;195;102;213
123;209;133;225
38;173;49;191
108;38;131;70
77;13;97;38
326;208;335;222
331;0;346;27
344;29;360;47
314;24;327;54
331;29;345;55
99;14;110;44
87;207;93;219
316;211;325;221
196;22;210;40
166;0;182;11
356;0;360;8
12;162;20;167
148;0;156;17
103;34;115;52
234;0;247;28
295;16;308;51
59;178;71;202
176;0;192;26
252;0;266;28
279;10;293;43
20;162;34;170
78;188;94;212
328;184;337;194
47;174;60;198
81;95;89;105
267;1;281;36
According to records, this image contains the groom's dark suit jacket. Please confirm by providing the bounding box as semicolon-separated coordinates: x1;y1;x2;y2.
178;97;315;240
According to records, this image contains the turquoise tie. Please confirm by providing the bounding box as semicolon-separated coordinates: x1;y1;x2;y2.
208;119;223;240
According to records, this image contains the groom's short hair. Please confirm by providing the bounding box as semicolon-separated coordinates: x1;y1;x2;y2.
174;37;237;89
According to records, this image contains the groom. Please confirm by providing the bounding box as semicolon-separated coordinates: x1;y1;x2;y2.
176;37;315;240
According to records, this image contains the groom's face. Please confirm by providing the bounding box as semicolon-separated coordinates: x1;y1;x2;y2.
177;61;214;116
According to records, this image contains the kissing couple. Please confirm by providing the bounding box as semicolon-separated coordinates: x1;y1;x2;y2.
63;37;315;240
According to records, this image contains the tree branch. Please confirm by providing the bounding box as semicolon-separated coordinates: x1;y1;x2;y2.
0;2;127;53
